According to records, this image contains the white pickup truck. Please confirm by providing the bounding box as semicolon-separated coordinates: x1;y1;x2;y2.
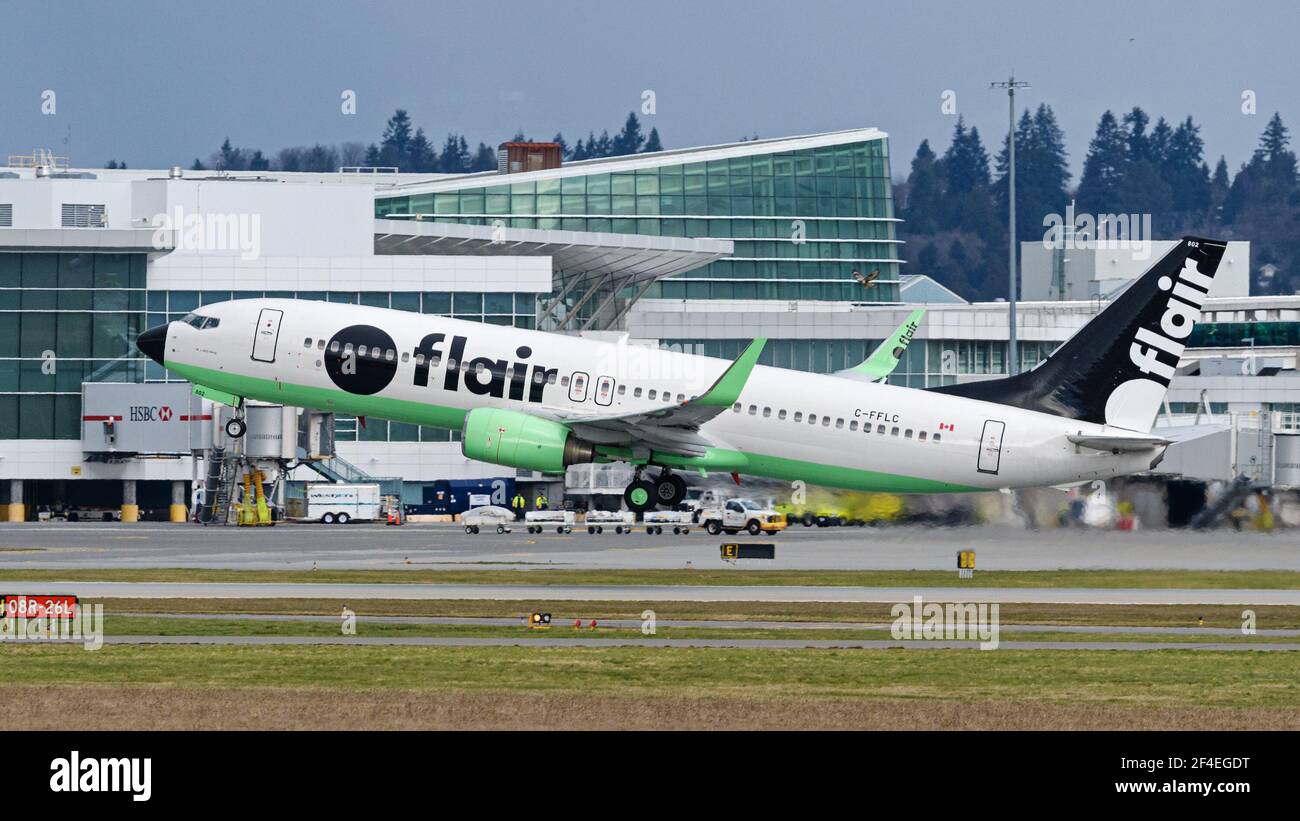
700;498;787;536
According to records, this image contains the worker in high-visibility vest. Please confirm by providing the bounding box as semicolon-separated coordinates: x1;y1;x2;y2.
511;493;526;520
534;493;549;511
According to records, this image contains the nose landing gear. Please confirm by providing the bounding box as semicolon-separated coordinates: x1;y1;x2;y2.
224;401;248;440
224;416;247;439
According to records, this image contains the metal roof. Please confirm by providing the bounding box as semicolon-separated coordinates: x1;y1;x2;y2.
373;218;731;289
0;227;174;253
381;127;888;197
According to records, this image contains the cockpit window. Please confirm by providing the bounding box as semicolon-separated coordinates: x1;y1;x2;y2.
181;313;220;329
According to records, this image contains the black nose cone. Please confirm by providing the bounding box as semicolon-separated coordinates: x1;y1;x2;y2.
137;323;168;365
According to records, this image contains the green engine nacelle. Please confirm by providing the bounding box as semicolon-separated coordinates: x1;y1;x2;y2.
461;407;596;473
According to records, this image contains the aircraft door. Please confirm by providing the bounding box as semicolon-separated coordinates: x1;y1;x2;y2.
594;375;615;406
977;420;1005;475
568;371;589;402
251;308;284;363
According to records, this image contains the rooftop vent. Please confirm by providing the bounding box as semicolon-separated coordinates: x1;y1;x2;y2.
496;142;563;174
169;165;183;179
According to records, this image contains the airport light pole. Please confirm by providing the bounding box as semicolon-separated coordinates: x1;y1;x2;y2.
992;75;1030;375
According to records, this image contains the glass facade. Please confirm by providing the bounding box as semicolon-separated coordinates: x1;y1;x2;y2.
1189;321;1300;348
660;338;1060;388
375;138;902;302
2;266;539;441
0;252;147;440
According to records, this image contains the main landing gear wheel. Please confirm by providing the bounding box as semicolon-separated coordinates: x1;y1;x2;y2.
224;417;247;439
624;479;656;513
653;472;687;507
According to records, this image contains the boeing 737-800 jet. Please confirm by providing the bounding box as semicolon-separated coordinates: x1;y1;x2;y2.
136;237;1225;512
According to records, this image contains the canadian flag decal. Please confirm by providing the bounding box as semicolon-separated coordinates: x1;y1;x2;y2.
939;422;955;431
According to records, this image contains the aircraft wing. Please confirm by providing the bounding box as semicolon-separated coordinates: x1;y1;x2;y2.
533;338;766;457
1066;432;1171;452
835;308;925;382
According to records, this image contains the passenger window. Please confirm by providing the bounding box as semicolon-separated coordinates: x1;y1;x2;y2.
618;385;626;395
677;393;685;402
891;427;899;436
835;419;844;429
918;431;927;441
330;341;340;353
933;433;942;443
344;343;355;355
794;412;803;422
561;376;570;387
808;414;817;425
317;339;325;350
358;345;369;358
762;407;771;418
778;410;787;420
303;338;312;348
415;354;425;365
447;358;457;371
532;370;544;384
876;424;885;434
385;349;395;361
904;429;913;439
849;420;858;431
401;352;410;363
547;372;557;384
822;417;831;427
747;404;756;415
649;390;657;400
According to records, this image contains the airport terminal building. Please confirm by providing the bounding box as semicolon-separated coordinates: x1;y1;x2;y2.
2;128;1298;520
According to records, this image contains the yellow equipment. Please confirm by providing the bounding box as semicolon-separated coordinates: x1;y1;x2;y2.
237;469;274;526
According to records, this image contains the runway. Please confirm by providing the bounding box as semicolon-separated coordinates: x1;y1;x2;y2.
1;521;1297;572
13;580;1300;605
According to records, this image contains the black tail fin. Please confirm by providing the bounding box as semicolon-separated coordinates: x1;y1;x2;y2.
931;236;1227;432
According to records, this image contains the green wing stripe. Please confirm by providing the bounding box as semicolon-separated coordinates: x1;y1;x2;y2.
695;337;766;407
850;308;925;379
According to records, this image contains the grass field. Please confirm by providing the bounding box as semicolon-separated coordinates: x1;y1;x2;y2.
42;615;1285;644
2;567;1300;588
2;643;1298;729
53;597;1300;628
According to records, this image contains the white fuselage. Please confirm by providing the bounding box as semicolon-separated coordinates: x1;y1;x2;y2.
157;299;1159;492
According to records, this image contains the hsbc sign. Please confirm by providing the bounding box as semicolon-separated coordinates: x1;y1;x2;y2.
128;405;173;422
82;383;205;455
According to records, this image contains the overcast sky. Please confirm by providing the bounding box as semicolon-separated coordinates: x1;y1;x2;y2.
2;0;1295;179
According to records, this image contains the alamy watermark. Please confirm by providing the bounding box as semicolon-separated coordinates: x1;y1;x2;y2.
0;603;104;650
891;595;999;650
1043;203;1153;261
151;206;262;260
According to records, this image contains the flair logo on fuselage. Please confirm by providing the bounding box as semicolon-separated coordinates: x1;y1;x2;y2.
412;333;556;403
1127;249;1217;387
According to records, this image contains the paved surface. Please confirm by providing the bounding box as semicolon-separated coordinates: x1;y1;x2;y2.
1;522;1297;571
118;612;1300;637
14;634;1299;651
12;580;1300;605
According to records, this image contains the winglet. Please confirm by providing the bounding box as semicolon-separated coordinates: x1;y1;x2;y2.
848;308;924;380
695;337;766;407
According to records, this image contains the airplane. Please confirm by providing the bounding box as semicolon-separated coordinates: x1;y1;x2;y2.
136;236;1226;512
